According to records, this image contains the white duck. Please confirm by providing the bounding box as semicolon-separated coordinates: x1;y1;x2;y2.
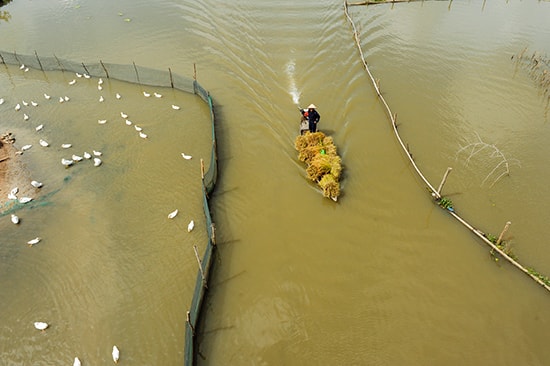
112;345;120;363
35;124;44;131
171;104;181;110
39;139;49;147
19;197;33;204
11;214;19;224
31;180;43;188
93;157;102;167
187;220;195;232
61;158;74;167
73;357;81;366
27;237;41;246
168;209;178;219
181;153;192;160
33;321;48;330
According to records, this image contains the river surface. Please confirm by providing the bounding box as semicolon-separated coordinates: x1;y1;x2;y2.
1;0;550;365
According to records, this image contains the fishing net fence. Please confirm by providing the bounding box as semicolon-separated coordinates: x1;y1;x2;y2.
343;1;550;293
0;50;218;365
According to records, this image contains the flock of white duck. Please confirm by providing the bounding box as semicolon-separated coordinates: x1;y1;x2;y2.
4;64;198;364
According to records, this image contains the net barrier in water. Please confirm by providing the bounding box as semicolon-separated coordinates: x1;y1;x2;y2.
343;2;550;293
0;50;219;365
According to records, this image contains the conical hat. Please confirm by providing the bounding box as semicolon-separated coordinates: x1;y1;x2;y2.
307;104;317;109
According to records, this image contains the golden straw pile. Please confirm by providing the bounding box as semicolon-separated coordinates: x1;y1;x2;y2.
295;132;342;201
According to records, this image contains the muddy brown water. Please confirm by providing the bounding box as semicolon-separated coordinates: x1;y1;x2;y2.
1;1;550;365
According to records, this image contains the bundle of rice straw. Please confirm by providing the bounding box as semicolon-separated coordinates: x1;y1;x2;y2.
295;131;342;201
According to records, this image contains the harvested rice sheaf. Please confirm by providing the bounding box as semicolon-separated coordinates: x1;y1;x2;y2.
295;131;343;201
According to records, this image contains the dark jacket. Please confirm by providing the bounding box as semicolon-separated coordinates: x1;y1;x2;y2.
307;109;320;124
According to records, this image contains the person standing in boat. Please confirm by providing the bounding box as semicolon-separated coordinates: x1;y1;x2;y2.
301;104;320;133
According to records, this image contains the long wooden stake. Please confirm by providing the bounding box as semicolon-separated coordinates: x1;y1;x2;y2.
210;223;216;246
200;158;205;180
169;67;174;88
53;54;64;72
496;221;512;247
436;167;453;197
186;310;195;335
34;50;44;71
133;61;140;84
193;245;207;288
81;62;90;75
100;60;110;79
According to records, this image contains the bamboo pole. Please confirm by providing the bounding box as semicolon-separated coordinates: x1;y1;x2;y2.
344;1;439;195
34;51;44;72
169;67;174;88
100;60;110;79
200;158;205;180
186;311;194;335
210;223;216;246
81;62;90;75
133;61;140;84
53;54;64;72
344;1;550;294
496;221;512;247
193;245;207;288
436;167;453;197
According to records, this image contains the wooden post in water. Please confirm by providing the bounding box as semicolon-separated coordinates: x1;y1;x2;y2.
100;60;110;79
133;61;140;84
193;63;197;81
210;223;216;246
496;221;512;246
34;51;44;71
0;53;5;64
186;311;194;335
53;54;64;72
81;62;90;76
200;158;205;180
193;245;207;288
169;67;174;88
436;167;453;197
